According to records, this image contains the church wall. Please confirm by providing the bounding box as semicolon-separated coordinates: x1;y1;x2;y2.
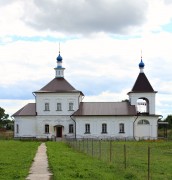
75;116;135;138
35;93;80;116
135;116;158;139
14;116;36;138
35;115;74;139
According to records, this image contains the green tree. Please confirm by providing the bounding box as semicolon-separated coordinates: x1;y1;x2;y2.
0;107;10;129
164;115;172;129
0;107;9;121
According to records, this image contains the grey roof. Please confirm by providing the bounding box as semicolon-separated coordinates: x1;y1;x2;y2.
130;73;156;93
13;103;36;116
34;77;84;95
73;102;136;116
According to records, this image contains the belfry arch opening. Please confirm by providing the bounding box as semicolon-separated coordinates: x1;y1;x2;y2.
137;98;149;114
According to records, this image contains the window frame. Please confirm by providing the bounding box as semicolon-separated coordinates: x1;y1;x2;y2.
69;102;74;111
138;120;150;125
57;103;62;111
102;123;107;134
69;124;74;133
44;103;50;111
85;124;90;134
16;124;19;134
45;124;49;134
119;123;125;133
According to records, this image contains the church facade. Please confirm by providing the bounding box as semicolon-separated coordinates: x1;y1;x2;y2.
13;51;160;140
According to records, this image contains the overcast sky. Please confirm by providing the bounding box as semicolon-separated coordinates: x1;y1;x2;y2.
0;0;172;119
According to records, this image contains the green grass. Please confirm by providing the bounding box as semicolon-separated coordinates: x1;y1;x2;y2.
0;140;40;180
67;140;172;179
46;141;136;180
1;140;172;179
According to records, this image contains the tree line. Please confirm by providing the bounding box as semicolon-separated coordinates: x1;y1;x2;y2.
0;107;14;130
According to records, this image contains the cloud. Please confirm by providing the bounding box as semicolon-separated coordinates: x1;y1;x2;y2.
22;0;148;35
0;99;34;117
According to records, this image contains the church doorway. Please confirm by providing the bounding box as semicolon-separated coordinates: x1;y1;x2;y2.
54;126;63;138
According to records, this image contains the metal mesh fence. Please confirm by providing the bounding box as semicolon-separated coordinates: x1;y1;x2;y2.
66;138;172;179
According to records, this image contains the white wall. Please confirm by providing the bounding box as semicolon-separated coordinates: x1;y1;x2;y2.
134;116;158;139
35;115;74;138
14;116;36;137
35;92;81;116
129;92;156;115
75;116;134;138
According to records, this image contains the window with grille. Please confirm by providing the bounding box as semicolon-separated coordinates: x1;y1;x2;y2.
44;103;50;111
102;123;107;133
45;124;49;133
69;124;74;133
57;103;62;111
69;102;74;111
119;123;125;133
85;124;90;134
138;120;150;125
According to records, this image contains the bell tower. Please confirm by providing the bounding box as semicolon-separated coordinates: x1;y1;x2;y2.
128;57;157;115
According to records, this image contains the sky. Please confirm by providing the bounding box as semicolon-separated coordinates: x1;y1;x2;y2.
0;0;172;119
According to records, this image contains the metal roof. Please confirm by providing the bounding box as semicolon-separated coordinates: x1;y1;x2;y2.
73;102;137;116
13;103;36;116
129;73;156;93
34;77;84;95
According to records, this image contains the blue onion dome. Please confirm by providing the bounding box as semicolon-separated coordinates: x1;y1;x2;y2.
56;53;63;61
139;59;145;68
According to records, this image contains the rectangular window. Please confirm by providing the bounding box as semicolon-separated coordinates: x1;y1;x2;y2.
16;124;19;134
45;124;49;133
119;123;125;133
69;124;74;133
102;123;107;133
45;103;50;111
85;124;90;134
69;102;74;111
57;103;62;111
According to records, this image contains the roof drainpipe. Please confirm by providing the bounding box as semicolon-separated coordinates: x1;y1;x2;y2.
32;92;37;116
133;115;139;140
70;93;84;139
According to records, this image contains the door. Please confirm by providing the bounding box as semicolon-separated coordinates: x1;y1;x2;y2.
56;126;62;137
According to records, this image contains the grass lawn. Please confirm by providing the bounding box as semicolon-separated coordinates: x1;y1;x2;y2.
67;140;172;179
46;141;140;180
0;140;40;180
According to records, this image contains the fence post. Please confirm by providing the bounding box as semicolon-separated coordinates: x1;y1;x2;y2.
148;146;150;180
83;138;84;152
110;140;112;162
75;139;77;149
124;144;127;169
79;139;80;151
87;138;89;154
99;140;101;160
92;138;94;157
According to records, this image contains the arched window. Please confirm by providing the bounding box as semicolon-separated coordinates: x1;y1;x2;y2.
85;124;90;134
44;103;50;111
102;123;107;134
119;123;125;133
45;124;49;133
138;120;150;125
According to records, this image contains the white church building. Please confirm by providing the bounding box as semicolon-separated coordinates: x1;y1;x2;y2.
13;51;160;140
